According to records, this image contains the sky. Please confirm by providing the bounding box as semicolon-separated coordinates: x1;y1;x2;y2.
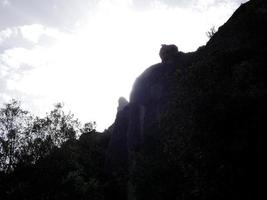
0;0;249;131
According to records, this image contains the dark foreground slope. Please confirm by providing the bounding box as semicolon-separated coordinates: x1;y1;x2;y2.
107;0;267;199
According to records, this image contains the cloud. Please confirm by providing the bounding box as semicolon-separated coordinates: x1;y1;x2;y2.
0;44;56;114
132;0;249;10
0;27;34;52
1;0;10;7
0;47;39;92
0;24;63;53
0;0;249;31
0;0;99;30
0;22;65;110
0;28;14;43
132;0;190;9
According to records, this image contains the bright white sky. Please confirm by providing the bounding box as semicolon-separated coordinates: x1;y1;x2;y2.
0;0;248;131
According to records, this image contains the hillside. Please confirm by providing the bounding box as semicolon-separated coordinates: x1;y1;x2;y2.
107;0;267;199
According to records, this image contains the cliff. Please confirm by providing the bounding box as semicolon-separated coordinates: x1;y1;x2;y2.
107;0;267;199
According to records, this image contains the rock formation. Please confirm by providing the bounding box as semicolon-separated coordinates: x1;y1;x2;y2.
159;44;179;63
117;97;129;112
107;0;267;199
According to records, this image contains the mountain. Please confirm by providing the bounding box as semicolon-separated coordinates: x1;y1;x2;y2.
107;0;267;199
1;0;266;199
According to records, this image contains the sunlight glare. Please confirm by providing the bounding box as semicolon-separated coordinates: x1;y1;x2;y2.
13;0;242;131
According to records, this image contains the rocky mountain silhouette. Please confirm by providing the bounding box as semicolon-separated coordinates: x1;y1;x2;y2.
107;0;267;199
1;0;266;200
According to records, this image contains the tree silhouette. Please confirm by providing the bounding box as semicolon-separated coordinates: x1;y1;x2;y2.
206;26;216;39
0;99;33;172
0;100;82;173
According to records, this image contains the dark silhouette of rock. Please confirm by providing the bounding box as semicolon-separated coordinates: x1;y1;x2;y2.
117;97;129;112
105;98;130;199
159;44;179;63
107;0;267;199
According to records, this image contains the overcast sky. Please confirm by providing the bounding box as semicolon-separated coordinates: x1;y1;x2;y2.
0;0;248;131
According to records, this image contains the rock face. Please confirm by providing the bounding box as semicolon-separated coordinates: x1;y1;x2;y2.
107;0;267;199
159;44;179;63
117;97;129;112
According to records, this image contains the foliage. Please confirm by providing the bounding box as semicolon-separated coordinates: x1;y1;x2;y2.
0;100;33;172
0;99;108;200
33;103;81;147
0;129;109;200
206;26;216;39
0;100;84;173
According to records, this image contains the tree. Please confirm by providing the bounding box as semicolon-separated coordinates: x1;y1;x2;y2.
0;99;33;172
206;26;217;39
35;103;80;147
23;103;81;163
0;101;82;173
81;122;96;134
